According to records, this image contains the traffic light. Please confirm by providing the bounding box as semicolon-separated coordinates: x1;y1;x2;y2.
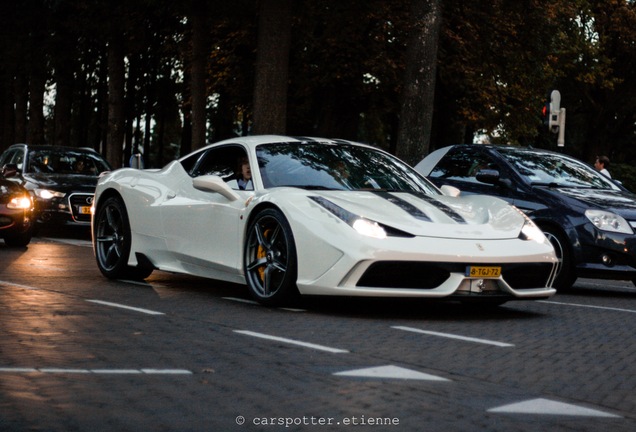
543;90;565;147
548;90;561;134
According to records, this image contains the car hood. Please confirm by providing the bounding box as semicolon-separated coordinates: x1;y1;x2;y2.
24;173;99;191
0;178;29;200
310;190;526;240
553;187;636;218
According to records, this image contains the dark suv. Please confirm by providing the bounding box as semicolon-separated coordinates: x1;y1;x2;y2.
0;144;112;226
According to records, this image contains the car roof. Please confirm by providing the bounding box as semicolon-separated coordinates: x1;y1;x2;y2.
10;143;100;153
196;135;377;153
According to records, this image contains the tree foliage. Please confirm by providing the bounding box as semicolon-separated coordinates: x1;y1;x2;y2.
0;0;634;170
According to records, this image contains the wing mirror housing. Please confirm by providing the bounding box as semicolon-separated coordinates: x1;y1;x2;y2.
193;175;241;201
1;163;19;178
440;184;461;197
475;169;513;189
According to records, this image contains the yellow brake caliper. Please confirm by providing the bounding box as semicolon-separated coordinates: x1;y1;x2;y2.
257;228;272;281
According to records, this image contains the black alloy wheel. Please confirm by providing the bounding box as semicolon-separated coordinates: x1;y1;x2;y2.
94;195;152;280
244;208;299;306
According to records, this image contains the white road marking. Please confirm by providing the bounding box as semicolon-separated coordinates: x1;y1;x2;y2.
488;398;621;418
234;330;349;353
0;280;41;290
40;368;91;374
334;365;449;381
539;300;636;314
86;300;164;316
0;367;192;375
392;326;514;347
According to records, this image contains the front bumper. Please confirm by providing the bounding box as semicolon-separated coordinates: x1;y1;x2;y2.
574;224;636;281
34;192;94;225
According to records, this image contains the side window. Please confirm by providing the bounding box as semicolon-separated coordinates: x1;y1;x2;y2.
430;149;498;184
429;149;478;180
181;150;205;175
2;149;24;170
190;145;250;189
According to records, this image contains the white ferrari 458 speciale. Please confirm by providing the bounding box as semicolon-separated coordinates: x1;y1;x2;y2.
92;135;557;306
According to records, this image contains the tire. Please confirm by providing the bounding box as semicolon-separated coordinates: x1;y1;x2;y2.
542;226;576;291
244;208;299;306
93;195;153;280
3;229;33;247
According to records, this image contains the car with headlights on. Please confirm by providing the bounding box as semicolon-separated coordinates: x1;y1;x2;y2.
415;144;636;291
0;164;34;246
0;144;111;226
91;135;557;307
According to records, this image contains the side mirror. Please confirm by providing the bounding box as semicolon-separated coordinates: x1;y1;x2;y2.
440;184;461;197
475;169;500;185
193;175;241;201
1;163;19;178
476;169;513;189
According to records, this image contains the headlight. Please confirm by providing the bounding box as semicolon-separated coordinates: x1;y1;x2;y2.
310;196;389;239
513;205;547;243
7;196;33;209
519;219;547;243
585;210;633;234
34;188;65;199
352;218;387;239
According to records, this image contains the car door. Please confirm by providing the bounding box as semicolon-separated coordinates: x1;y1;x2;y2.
160;145;250;277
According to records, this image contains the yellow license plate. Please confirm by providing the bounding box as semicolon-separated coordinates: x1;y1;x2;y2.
466;266;501;278
79;206;92;214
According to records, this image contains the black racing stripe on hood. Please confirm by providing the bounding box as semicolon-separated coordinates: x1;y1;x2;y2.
409;192;467;224
372;191;432;222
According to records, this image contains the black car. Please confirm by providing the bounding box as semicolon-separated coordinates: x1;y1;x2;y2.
0;144;112;226
0;165;34;246
416;144;636;290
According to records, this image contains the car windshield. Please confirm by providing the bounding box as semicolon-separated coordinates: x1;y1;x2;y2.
27;149;111;175
256;142;439;194
497;148;618;189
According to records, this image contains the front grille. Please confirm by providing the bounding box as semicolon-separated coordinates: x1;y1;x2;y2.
501;263;554;289
68;193;94;222
356;261;554;290
357;262;458;289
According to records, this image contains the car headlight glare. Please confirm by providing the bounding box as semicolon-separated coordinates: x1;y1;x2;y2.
513;205;547;243
7;196;33;209
34;188;65;199
519;219;547;243
310;196;390;239
585;210;633;234
352;218;387;239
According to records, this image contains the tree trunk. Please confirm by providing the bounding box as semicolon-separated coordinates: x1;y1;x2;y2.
26;69;47;144
13;74;28;143
53;67;73;147
252;0;292;135
107;36;126;168
190;1;207;150
0;70;15;146
396;0;442;166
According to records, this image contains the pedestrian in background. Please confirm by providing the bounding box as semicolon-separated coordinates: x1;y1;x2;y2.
595;155;611;178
